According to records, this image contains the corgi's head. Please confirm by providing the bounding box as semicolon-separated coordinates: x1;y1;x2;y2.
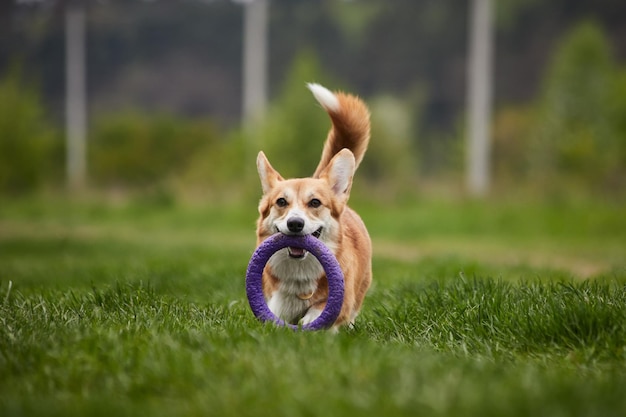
256;149;355;259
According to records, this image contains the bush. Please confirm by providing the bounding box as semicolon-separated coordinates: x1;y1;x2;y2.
0;69;61;194
491;105;534;183
529;21;625;195
179;128;254;202
89;111;217;188
359;94;418;196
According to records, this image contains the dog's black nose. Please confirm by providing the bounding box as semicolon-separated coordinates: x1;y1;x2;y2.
287;217;305;233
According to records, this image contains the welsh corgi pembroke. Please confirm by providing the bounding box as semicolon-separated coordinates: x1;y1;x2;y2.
255;83;372;331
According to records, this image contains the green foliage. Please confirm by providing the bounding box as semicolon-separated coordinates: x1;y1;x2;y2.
491;105;534;184
255;50;419;195
256;51;334;179
492;21;626;198
357;94;418;195
89;111;217;187
328;0;385;46
496;0;542;29
530;21;626;194
179;128;256;201
0;69;61;194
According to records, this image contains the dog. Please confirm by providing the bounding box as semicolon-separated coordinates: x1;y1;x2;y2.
255;83;372;331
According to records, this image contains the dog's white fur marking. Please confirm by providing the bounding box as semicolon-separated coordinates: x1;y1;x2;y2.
267;291;310;324
307;83;340;113
301;307;323;326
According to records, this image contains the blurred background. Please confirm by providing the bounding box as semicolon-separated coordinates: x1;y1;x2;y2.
0;0;625;203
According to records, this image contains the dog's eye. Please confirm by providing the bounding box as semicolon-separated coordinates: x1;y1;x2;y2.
276;197;288;207
308;198;322;208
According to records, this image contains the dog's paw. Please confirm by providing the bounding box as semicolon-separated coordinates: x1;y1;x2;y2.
300;307;323;326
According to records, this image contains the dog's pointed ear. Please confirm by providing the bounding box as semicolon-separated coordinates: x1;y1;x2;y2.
319;149;355;201
257;151;284;194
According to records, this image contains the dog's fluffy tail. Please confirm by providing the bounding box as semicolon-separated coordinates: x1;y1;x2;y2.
307;83;370;178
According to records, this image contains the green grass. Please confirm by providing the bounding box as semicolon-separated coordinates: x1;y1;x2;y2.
0;196;625;416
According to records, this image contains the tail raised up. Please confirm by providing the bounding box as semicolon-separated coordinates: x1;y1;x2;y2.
307;83;370;178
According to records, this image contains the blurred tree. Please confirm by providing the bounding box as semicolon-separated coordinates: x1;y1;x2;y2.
0;68;61;194
327;0;384;47
254;49;419;197
359;93;417;197
89;111;215;188
496;0;542;29
530;21;624;194
179;127;251;201
256;51;335;179
491;104;533;185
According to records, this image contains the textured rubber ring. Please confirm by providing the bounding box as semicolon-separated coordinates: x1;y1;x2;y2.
245;233;345;330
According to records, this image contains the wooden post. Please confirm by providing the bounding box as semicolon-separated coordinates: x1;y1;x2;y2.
466;0;493;196
65;2;87;190
242;0;268;130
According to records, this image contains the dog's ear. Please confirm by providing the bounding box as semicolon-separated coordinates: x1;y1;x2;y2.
257;151;284;194
319;149;355;201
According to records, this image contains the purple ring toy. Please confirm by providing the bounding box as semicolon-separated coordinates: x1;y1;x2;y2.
245;233;345;330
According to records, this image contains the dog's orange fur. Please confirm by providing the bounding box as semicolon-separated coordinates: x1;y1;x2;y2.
255;84;372;330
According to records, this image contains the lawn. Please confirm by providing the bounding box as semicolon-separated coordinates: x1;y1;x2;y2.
0;196;625;417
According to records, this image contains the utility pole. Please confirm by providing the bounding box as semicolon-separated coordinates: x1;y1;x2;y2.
65;1;87;190
241;0;268;130
466;0;493;196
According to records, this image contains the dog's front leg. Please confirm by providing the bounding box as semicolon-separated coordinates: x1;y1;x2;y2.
267;293;284;318
300;306;323;326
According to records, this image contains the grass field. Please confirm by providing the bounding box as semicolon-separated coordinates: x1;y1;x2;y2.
0;196;625;417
